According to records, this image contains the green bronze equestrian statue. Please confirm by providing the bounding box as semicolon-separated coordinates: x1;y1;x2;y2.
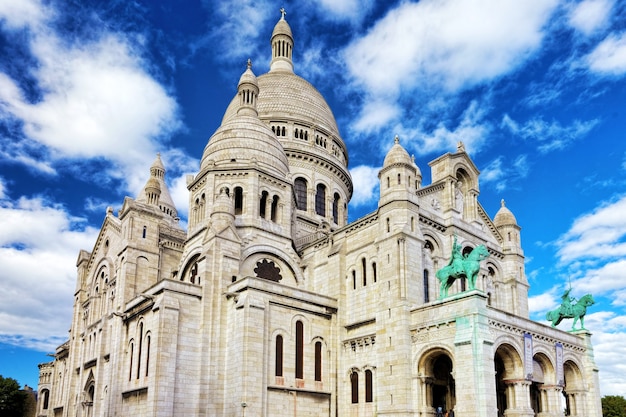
546;289;595;331
436;236;489;298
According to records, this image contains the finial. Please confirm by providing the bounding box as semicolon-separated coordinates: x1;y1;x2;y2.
411;154;415;163
394;134;399;144
501;199;506;207
457;141;465;152
247;58;252;69
280;7;287;20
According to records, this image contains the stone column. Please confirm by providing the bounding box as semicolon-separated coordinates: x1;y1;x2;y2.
503;380;534;417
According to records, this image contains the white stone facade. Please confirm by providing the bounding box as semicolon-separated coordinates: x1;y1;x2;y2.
36;12;602;417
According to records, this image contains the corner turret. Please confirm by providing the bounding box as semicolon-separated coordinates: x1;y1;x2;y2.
378;135;420;207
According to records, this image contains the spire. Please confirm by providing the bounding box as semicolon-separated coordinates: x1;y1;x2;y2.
137;154;179;220
237;59;259;116
270;8;294;73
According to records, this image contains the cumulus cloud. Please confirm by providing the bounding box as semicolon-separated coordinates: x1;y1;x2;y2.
586;32;626;75
481;155;529;192
349;165;380;206
568;0;614;36
0;0;182;188
0;0;48;30
316;0;375;24
501;114;599;153
0;195;99;350
343;0;558;98
197;0;272;64
557;194;626;262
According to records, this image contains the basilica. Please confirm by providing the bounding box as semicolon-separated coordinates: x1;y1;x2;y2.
36;12;602;417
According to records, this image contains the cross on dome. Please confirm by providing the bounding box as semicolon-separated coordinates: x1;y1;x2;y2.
280;7;287;20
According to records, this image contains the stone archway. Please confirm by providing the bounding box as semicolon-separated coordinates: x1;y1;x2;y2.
494;343;526;417
563;360;585;416
418;349;456;415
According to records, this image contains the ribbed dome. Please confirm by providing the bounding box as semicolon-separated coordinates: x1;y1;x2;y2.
383;135;413;167
222;72;340;137
494;199;518;227
201;115;289;177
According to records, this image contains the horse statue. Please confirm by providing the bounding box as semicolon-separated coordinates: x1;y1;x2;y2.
546;293;595;331
436;243;489;298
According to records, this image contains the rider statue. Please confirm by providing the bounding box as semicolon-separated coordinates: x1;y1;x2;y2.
560;288;576;317
447;236;465;276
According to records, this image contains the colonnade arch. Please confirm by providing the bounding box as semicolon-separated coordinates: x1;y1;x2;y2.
418;348;455;414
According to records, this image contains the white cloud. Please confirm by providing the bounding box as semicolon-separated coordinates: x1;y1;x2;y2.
349;165;380;206
0;196;99;350
199;0;272;62
344;0;558;96
406;100;490;156
0;1;183;191
582;311;626;395
557;194;626;262
568;0;614;36
586;32;626;75
481;155;530;192
0;0;48;30
501;114;599;153
352;99;400;133
528;286;560;315
316;0;375;24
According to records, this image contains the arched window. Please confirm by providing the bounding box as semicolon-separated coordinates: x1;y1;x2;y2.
423;270;430;303
41;389;50;410
351;371;359;403
397;173;401;184
260;191;268;218
372;262;377;283
234;187;243;215
333;193;340;224
352;270;356;290
294;178;307;210
142;225;147;238
271;195;279;222
315;341;322;382
275;335;283;377
315;184;326;216
145;335;151;377
365;369;373;402
296;321;304;379
362;258;367;286
128;342;134;381
137;323;143;379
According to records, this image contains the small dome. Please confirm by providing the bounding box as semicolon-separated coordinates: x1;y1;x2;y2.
238;59;258;89
272;13;293;40
201;115;289;177
383;135;413;167
145;177;161;193
494;199;518;227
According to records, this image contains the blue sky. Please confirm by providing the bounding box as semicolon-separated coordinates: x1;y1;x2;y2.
1;0;625;396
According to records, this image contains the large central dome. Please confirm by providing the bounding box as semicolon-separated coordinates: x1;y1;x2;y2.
223;72;340;139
